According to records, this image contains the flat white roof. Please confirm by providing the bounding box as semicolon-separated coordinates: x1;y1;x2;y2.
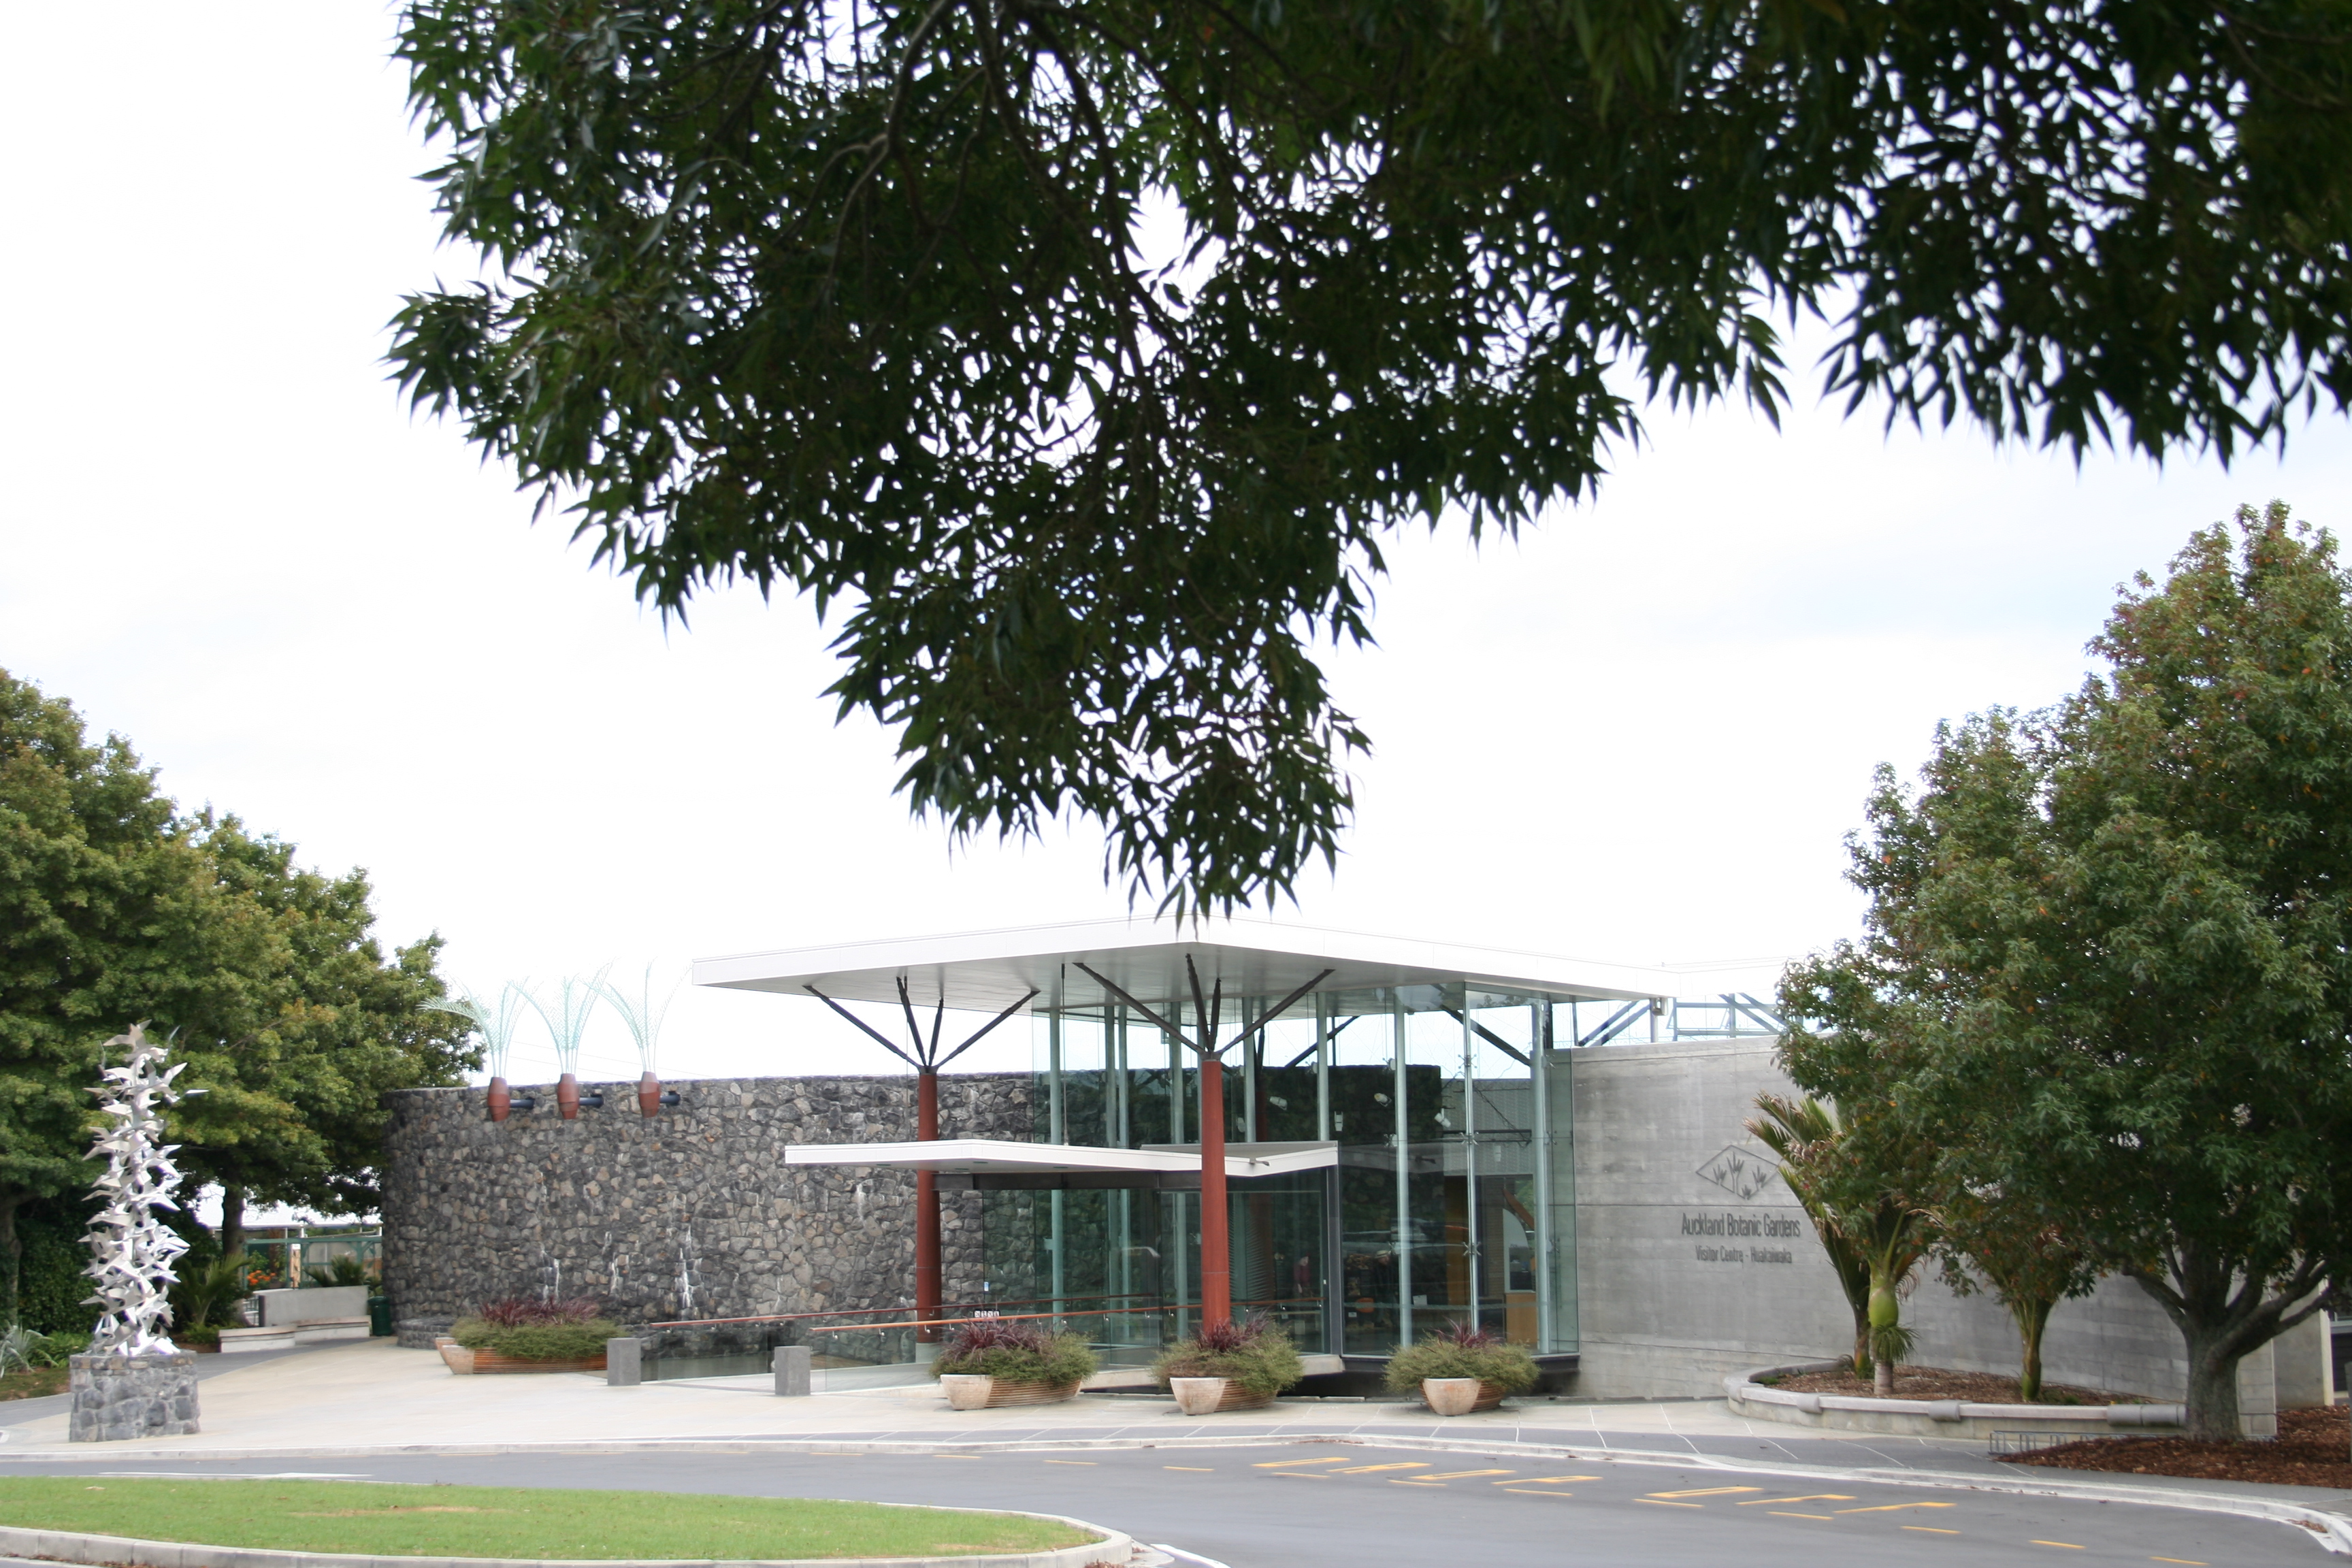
782;1137;1339;1178
693;917;1674;1016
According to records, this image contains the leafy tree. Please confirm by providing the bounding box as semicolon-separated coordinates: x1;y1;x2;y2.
1780;504;2352;1438
1930;1186;2102;1403
166;818;478;1254
390;0;2352;913
0;671;473;1314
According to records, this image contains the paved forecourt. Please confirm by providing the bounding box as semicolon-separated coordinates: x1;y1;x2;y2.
3;1342;2348;1567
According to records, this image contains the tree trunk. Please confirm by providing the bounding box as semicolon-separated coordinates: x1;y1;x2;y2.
2181;1326;2246;1441
219;1186;246;1260
2010;1294;2056;1403
0;1192;22;1329
1869;1267;1899;1396
1850;1305;1870;1382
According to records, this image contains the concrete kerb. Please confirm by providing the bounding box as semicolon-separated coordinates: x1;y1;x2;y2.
1724;1360;2189;1441
0;1502;1130;1568
0;1433;2345;1556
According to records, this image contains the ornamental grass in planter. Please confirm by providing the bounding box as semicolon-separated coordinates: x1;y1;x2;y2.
1385;1323;1540;1414
450;1296;619;1372
1152;1318;1303;1413
931;1318;1097;1407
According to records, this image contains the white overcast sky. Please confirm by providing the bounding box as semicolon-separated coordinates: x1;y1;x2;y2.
5;3;2349;1090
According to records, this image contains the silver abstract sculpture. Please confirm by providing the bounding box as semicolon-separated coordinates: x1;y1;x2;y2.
83;1024;191;1356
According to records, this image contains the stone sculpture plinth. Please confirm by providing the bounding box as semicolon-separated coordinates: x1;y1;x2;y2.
68;1350;199;1442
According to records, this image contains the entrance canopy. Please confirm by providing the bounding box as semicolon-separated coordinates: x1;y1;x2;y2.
693;917;1674;1017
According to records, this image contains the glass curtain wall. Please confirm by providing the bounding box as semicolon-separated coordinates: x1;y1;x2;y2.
1007;976;1582;1360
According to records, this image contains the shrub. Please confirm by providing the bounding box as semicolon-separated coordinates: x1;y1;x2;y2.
1382;1323;1539;1394
1152;1318;1303;1397
930;1318;1097;1385
453;1298;619;1360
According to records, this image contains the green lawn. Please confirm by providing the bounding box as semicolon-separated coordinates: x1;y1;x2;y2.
0;1478;1092;1560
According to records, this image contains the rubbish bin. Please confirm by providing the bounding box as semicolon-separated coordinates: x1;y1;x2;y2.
368;1294;393;1337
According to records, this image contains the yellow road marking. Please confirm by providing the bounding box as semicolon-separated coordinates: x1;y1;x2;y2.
1510;1475;1600;1484
1271;1472;1329;1479
1163;1466;1213;1472
2031;1542;2085;1550
1043;1460;1096;1466
1738;1494;1856;1506
1767;1512;1834;1520
1838;1502;1957;1514
1650;1486;1763;1498
1422;1469;1514;1480
1335;1462;1431;1474
1254;1458;1353;1468
1501;1488;1577;1497
1638;1499;1704;1508
1904;1527;1962;1535
2150;1558;2207;1565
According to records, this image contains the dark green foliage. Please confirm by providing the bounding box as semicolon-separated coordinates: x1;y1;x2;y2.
390;0;2352;913
1384;1324;1540;1393
12;1198;99;1337
1152;1318;1303;1395
1780;505;2352;1438
452;1315;622;1360
0;668;476;1319
930;1318;1098;1384
169;1257;253;1334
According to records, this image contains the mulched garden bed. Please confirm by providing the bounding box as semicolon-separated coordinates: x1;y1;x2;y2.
2004;1405;2352;1488
1761;1363;2140;1405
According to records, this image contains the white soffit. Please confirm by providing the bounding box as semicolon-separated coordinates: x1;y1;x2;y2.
781;1137;1339;1178
693;917;1673;1017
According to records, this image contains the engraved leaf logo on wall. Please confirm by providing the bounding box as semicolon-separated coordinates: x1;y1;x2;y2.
1697;1145;1777;1200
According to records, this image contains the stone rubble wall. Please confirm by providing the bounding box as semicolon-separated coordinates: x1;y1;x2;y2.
69;1352;199;1441
379;1073;1032;1339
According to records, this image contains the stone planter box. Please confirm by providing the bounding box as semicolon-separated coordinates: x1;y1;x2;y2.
69;1352;199;1442
1422;1377;1507;1416
938;1374;1082;1409
1725;1360;2184;1439
436;1337;606;1375
1168;1377;1275;1415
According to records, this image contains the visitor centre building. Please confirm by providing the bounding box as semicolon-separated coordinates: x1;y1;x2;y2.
381;917;2300;1407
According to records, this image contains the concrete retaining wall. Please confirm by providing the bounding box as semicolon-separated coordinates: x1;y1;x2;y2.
1562;1039;2330;1419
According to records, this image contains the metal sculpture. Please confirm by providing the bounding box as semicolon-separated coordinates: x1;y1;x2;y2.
428;985;530;1121
521;970;608;1119
82;1024;191;1356
594;964;682;1116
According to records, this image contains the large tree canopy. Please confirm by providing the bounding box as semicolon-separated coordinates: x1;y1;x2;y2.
391;0;2352;910
0;672;474;1310
1779;505;2352;1438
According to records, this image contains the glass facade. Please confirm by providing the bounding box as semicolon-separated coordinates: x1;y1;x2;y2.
975;976;1583;1362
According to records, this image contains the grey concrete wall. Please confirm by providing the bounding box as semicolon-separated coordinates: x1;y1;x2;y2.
1565;1040;2195;1401
379;1072;1032;1330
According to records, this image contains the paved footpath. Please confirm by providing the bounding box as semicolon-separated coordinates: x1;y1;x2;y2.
3;1341;2349;1567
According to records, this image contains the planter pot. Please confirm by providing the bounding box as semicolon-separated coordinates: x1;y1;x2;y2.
436;1337;605;1375
638;1072;664;1117
1169;1377;1275;1416
938;1374;1081;1409
486;1077;510;1122
556;1073;581;1120
1422;1377;1506;1416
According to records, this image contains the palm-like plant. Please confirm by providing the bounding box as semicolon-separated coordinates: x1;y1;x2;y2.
593;964;676;1075
521;970;609;1077
1747;1092;1933;1392
427;985;529;1081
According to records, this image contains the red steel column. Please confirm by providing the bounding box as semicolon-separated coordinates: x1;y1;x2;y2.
1198;1055;1231;1325
917;1070;941;1341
